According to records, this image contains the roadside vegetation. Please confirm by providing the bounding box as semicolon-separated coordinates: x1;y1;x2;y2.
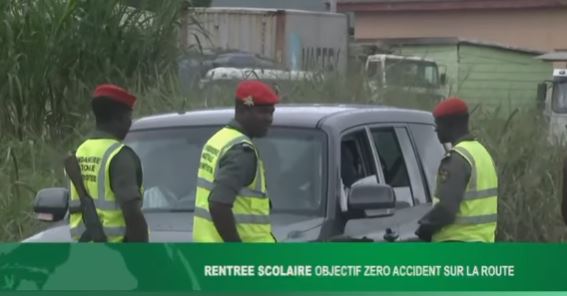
1;0;565;242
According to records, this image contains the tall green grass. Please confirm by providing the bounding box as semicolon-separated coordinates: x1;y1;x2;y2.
0;0;200;241
472;107;567;241
0;0;186;140
1;1;565;242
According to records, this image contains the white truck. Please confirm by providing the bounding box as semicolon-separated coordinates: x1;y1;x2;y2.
536;52;567;144
198;66;321;106
364;54;447;103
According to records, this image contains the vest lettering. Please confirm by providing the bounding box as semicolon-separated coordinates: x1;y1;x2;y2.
200;162;214;174
205;145;219;156
81;174;97;182
80;164;96;172
77;156;101;164
202;152;215;163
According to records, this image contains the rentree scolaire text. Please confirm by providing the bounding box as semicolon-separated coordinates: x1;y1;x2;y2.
203;265;515;278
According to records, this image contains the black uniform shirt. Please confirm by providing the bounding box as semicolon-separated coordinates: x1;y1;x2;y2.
207;120;258;206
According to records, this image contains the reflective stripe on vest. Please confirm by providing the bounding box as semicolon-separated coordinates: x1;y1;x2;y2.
192;127;274;243
193;207;271;224
68;139;133;243
196;178;266;198
432;140;498;242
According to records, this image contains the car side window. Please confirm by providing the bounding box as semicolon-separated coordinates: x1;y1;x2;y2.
370;127;425;208
340;130;377;189
395;127;427;205
408;124;446;202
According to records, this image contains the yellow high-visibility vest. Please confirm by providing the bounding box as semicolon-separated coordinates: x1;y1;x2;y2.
69;138;138;242
192;127;274;243
432;140;498;242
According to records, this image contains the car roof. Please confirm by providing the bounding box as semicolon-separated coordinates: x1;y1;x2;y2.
131;104;434;131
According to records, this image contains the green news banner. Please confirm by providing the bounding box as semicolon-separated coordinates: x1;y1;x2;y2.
1;243;567;292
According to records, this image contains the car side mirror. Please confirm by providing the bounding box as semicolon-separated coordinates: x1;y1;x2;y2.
537;83;548;111
34;187;69;222
440;73;447;85
348;176;396;215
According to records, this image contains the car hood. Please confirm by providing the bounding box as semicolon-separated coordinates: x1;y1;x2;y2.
22;212;325;243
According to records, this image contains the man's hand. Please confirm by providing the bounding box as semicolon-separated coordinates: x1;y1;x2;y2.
415;224;433;242
209;201;242;242
121;199;149;242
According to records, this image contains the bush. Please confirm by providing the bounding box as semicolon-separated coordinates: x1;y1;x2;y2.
0;0;184;140
0;0;197;241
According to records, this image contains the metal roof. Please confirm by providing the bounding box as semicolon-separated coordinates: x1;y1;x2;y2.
357;37;545;55
535;52;567;62
338;0;469;2
211;0;328;12
366;53;437;63
337;0;567;12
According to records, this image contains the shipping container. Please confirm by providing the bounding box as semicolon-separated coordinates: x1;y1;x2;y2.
181;7;349;73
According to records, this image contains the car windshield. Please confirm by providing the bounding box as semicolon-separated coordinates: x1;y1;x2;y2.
125;126;327;216
385;59;439;87
552;81;567;113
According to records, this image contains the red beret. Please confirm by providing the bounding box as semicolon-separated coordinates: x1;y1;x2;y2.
235;80;279;106
433;97;469;118
92;84;137;109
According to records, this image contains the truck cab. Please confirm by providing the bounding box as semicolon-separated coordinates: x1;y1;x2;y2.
364;54;447;103
536;52;567;144
538;69;567;143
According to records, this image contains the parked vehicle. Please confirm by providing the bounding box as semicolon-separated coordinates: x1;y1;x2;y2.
365;54;447;102
177;50;284;95
24;104;445;243
536;52;567;144
198;67;321;105
210;52;284;69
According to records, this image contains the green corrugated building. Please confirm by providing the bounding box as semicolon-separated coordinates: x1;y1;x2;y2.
376;38;552;113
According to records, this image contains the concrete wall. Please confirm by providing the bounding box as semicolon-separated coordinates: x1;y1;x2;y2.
355;8;567;52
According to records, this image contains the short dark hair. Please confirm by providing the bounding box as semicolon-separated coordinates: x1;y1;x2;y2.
91;97;131;123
